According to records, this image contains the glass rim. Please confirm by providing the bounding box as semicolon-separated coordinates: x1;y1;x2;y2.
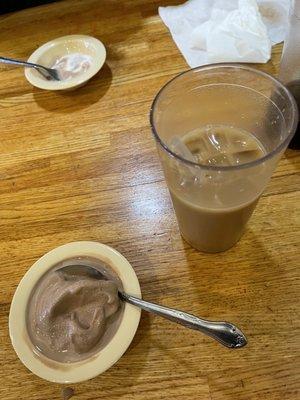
150;63;299;171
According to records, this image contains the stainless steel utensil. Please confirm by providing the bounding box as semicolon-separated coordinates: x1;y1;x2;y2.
59;264;247;349
0;56;60;80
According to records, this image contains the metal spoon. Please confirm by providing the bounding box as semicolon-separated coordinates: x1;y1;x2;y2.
59;264;247;349
0;56;60;80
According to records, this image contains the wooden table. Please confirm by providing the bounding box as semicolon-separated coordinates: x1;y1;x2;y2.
0;1;299;399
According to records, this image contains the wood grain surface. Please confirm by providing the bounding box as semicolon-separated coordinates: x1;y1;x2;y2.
0;1;299;399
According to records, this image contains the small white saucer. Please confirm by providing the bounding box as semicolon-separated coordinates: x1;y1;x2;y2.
25;35;106;90
9;242;141;383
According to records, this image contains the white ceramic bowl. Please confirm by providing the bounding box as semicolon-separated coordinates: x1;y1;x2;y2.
9;241;141;383
25;35;106;90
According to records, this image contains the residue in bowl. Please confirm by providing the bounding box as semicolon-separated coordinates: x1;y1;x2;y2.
51;53;93;81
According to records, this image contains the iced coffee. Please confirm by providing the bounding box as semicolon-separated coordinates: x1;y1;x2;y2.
169;125;265;252
150;64;298;253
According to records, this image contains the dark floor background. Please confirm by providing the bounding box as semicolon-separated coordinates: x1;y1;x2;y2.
0;0;59;14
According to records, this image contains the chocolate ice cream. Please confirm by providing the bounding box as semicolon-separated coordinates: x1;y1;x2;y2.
27;257;124;363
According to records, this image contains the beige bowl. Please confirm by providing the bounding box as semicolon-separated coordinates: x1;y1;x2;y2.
9;241;141;383
25;35;106;90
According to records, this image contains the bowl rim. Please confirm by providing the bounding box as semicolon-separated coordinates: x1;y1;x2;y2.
9;241;141;383
24;34;106;90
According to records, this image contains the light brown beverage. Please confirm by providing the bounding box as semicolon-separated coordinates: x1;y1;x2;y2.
169;125;266;252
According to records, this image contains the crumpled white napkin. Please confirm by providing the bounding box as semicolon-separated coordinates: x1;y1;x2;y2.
258;0;290;44
159;0;290;67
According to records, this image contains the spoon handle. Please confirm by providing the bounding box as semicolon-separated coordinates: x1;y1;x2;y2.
0;56;38;69
120;292;247;349
0;56;59;80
